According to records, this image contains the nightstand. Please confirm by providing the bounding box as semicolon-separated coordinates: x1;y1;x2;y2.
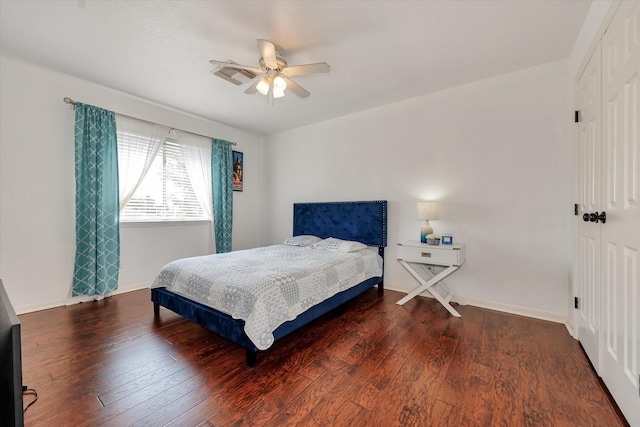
396;241;466;317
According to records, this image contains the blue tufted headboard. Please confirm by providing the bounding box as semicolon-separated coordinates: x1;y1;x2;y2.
292;200;387;248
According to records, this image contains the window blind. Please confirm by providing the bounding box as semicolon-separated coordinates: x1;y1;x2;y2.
118;134;206;221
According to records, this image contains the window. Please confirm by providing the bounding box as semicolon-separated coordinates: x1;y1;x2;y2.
118;132;206;222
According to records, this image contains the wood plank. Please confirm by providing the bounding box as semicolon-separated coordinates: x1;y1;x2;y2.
262;360;352;426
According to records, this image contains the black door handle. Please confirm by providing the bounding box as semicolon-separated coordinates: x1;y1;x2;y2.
587;211;607;224
583;211;607;224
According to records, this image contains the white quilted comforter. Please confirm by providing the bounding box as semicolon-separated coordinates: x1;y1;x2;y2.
151;244;383;350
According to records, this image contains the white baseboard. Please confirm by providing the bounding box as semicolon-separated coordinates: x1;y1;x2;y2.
66;283;151;306
16;283;151;315
16;299;70;316
384;283;568;324
457;296;567;324
565;322;576;338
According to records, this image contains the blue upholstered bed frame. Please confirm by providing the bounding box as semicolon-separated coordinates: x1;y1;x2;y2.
151;200;388;366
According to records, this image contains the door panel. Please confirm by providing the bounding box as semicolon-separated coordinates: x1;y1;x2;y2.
577;44;602;373
601;1;640;425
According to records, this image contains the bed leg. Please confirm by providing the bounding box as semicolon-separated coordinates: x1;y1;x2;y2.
246;349;257;367
153;302;160;316
378;281;384;294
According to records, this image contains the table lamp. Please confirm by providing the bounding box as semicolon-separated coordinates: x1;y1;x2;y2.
417;201;438;243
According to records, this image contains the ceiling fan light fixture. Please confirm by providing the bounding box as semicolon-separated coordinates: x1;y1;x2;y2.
209;39;330;99
256;77;271;95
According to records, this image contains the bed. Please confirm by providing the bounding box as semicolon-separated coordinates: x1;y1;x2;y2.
150;200;388;366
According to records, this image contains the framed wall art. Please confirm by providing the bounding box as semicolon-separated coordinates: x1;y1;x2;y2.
233;150;243;192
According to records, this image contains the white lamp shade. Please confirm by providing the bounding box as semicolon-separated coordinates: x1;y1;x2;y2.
417;201;438;220
256;77;271;95
273;75;287;91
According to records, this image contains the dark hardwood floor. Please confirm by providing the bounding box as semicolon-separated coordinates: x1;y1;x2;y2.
19;288;626;427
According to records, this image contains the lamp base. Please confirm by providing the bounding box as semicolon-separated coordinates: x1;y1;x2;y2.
420;221;433;243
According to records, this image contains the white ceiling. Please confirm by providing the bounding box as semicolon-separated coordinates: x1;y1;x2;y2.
0;0;591;136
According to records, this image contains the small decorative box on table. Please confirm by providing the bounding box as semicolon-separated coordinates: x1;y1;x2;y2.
396;241;466;317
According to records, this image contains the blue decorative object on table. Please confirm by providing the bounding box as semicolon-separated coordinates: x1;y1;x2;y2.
420;228;429;243
441;234;453;245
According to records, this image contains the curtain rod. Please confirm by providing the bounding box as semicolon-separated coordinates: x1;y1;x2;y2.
63;97;236;146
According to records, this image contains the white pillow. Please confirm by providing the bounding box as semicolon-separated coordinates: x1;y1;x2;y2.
312;237;368;252
284;235;322;247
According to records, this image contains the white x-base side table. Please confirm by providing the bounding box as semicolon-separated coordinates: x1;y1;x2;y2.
396;241;466;317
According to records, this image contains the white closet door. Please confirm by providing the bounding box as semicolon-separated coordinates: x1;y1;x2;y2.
601;1;640;425
577;44;603;373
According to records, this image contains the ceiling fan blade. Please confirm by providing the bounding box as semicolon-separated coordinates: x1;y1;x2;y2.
257;39;278;70
282;62;330;77
244;78;260;94
282;76;310;98
209;60;262;75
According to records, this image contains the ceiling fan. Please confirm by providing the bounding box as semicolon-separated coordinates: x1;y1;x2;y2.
209;39;330;100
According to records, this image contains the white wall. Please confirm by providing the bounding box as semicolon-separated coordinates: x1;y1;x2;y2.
263;59;571;321
0;57;265;313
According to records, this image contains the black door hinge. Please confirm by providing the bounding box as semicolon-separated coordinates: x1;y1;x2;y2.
574;204;578;216
575;111;580;123
574;297;579;309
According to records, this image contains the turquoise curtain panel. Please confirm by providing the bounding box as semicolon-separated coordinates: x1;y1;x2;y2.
72;103;120;296
211;139;233;253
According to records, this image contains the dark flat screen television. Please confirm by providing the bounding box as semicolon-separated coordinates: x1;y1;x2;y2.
0;279;24;427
